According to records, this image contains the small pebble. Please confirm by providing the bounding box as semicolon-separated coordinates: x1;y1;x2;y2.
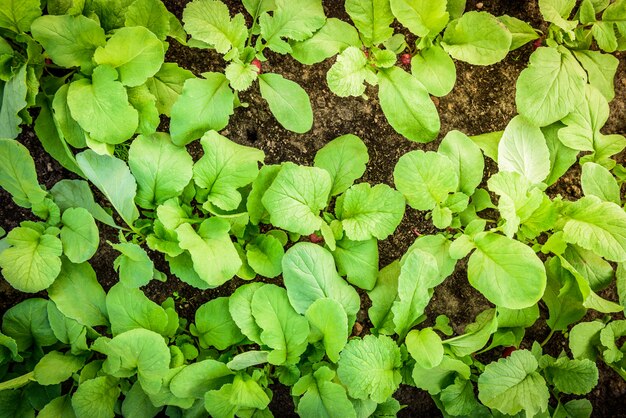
476;2;484;8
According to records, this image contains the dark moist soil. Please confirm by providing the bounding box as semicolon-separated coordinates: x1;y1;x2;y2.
1;0;626;416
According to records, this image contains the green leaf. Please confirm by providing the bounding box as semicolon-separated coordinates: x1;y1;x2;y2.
333;237;378;290
498;15;539;50
478;350;550;416
121;382;161;418
282;243;360;324
543;257;586;331
336;183;405;241
544;123;578;186
193;297;245;350
2;298;57;351
468;232;547;309
444;308;498;357
0;138;47;208
554;399;593;418
337;334;402;403
93;26;164;87
394;150;458;210
573;50;619;101
60;208;98;263
96;329;170;394
47;260;108;327
125;0;170;40
406;328;444;369
67;65;139;144
258;73;312;133
294;367;356;418
0;65;28;139
569;321;605;361
127;84;159;135
497;115;551;184
71;376;120;418
314;134;368;196
193;130;264;211
31;15;105;72
326;46;375;97
51;180;117;228
391;0;448;37
145;63;195;117
538;0;577;31
392;249;440;338
46;303;88;355
246;234;284;278
558;84;609;152
227;351;269;370
442;11;511;65
259;0;326;53
170;73;234;145
541;356;598;395
229;283;264;345
251;284;310;365
0;0;41;33
129;133;193;209
224;61;258;91
183;0;247;54
305;298;348;363
516;46;587;127
76;150;139;227
176;219;242;288
34;351;84;385
438;130;484;196
561;196;626;262
261;163;331;235
0;225;62;293
410;45;456;97
39;395;76;418
581;162;621;205
291;18;361;65
170;360;232;399
412;354;470;395
368;261;400;335
378;67;440;142
106;283;168;336
345;0;394;46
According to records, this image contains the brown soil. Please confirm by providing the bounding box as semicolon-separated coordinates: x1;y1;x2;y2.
1;0;625;416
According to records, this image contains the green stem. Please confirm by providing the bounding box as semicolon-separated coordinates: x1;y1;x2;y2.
540;329;555;347
0;371;35;391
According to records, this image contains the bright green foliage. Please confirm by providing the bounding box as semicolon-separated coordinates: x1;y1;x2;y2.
169;360;233;398
314;134;368;196
439;378;485;416
438;130;484;196
47;260;108;327
125;0;172;40
129;133;193;209
262;163;331;235
183;0;247;54
0;0;41;33
336;183;405;241
499;15;539;50
392;248;440;338
127;84;159;136
559;85;610;153
96;328;170;394
204;372;270;416
106;283;168;336
468;232;547;309
76;150;139;227
377;67;439;142
192;297;245;350
291;18;361;64
411;46;456;97
337;334;402;403
543;258;587;331
478;350;550;416
251;284;310;365
34;351;85;385
31;15;106;72
176;219;242;287
573;50;618;102
282;243;360;325
94;26;164;87
581;162;621;205
246;234;284;278
39;395;76;418
390;0;449;37
540;356;598;395
259;0;325;53
345;0;394;46
368;261;400;335
60;208;98;263
327;46;375;97
442;11;512;65
0;138;47;208
229;283;264;345
0;224;62;293
225;61;258;91
444;309;497;358
516;46;587;126
67;65;139;144
334;237;378;290
121;382;161;418
193;131;264;211
170;73;234;146
258;73;313;133
51;180;116;228
145;63;195;117
0;65;30;139
305;298;349;363
71;376;120;418
293;366;356;418
2;298;57;351
406;328;444;369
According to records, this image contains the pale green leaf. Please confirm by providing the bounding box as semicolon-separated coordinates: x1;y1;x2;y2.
326;46;374;97
498;15;539;50
0;65;28;139
1;298;56;351
145;63;195;117
333;237;378;290
71;376;120;418
0;0;41;33
246;234;284;278
0;138;47;208
224;61;258;91
390;0;449;37
124;0;170;40
573;50;619;101
229;283;265;345
106;283;168;336
258;73;312;133
183;0;247;54
410;45;456;97
170;360;232;399
406;328;444;369
34;351;84;385
305;298;348;363
291;18;361;65
438;130;484;195
259;0;326;53
314;134;368;196
193;297;245;350
581;162;621;204
345;0;394;46
60;207;99;263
